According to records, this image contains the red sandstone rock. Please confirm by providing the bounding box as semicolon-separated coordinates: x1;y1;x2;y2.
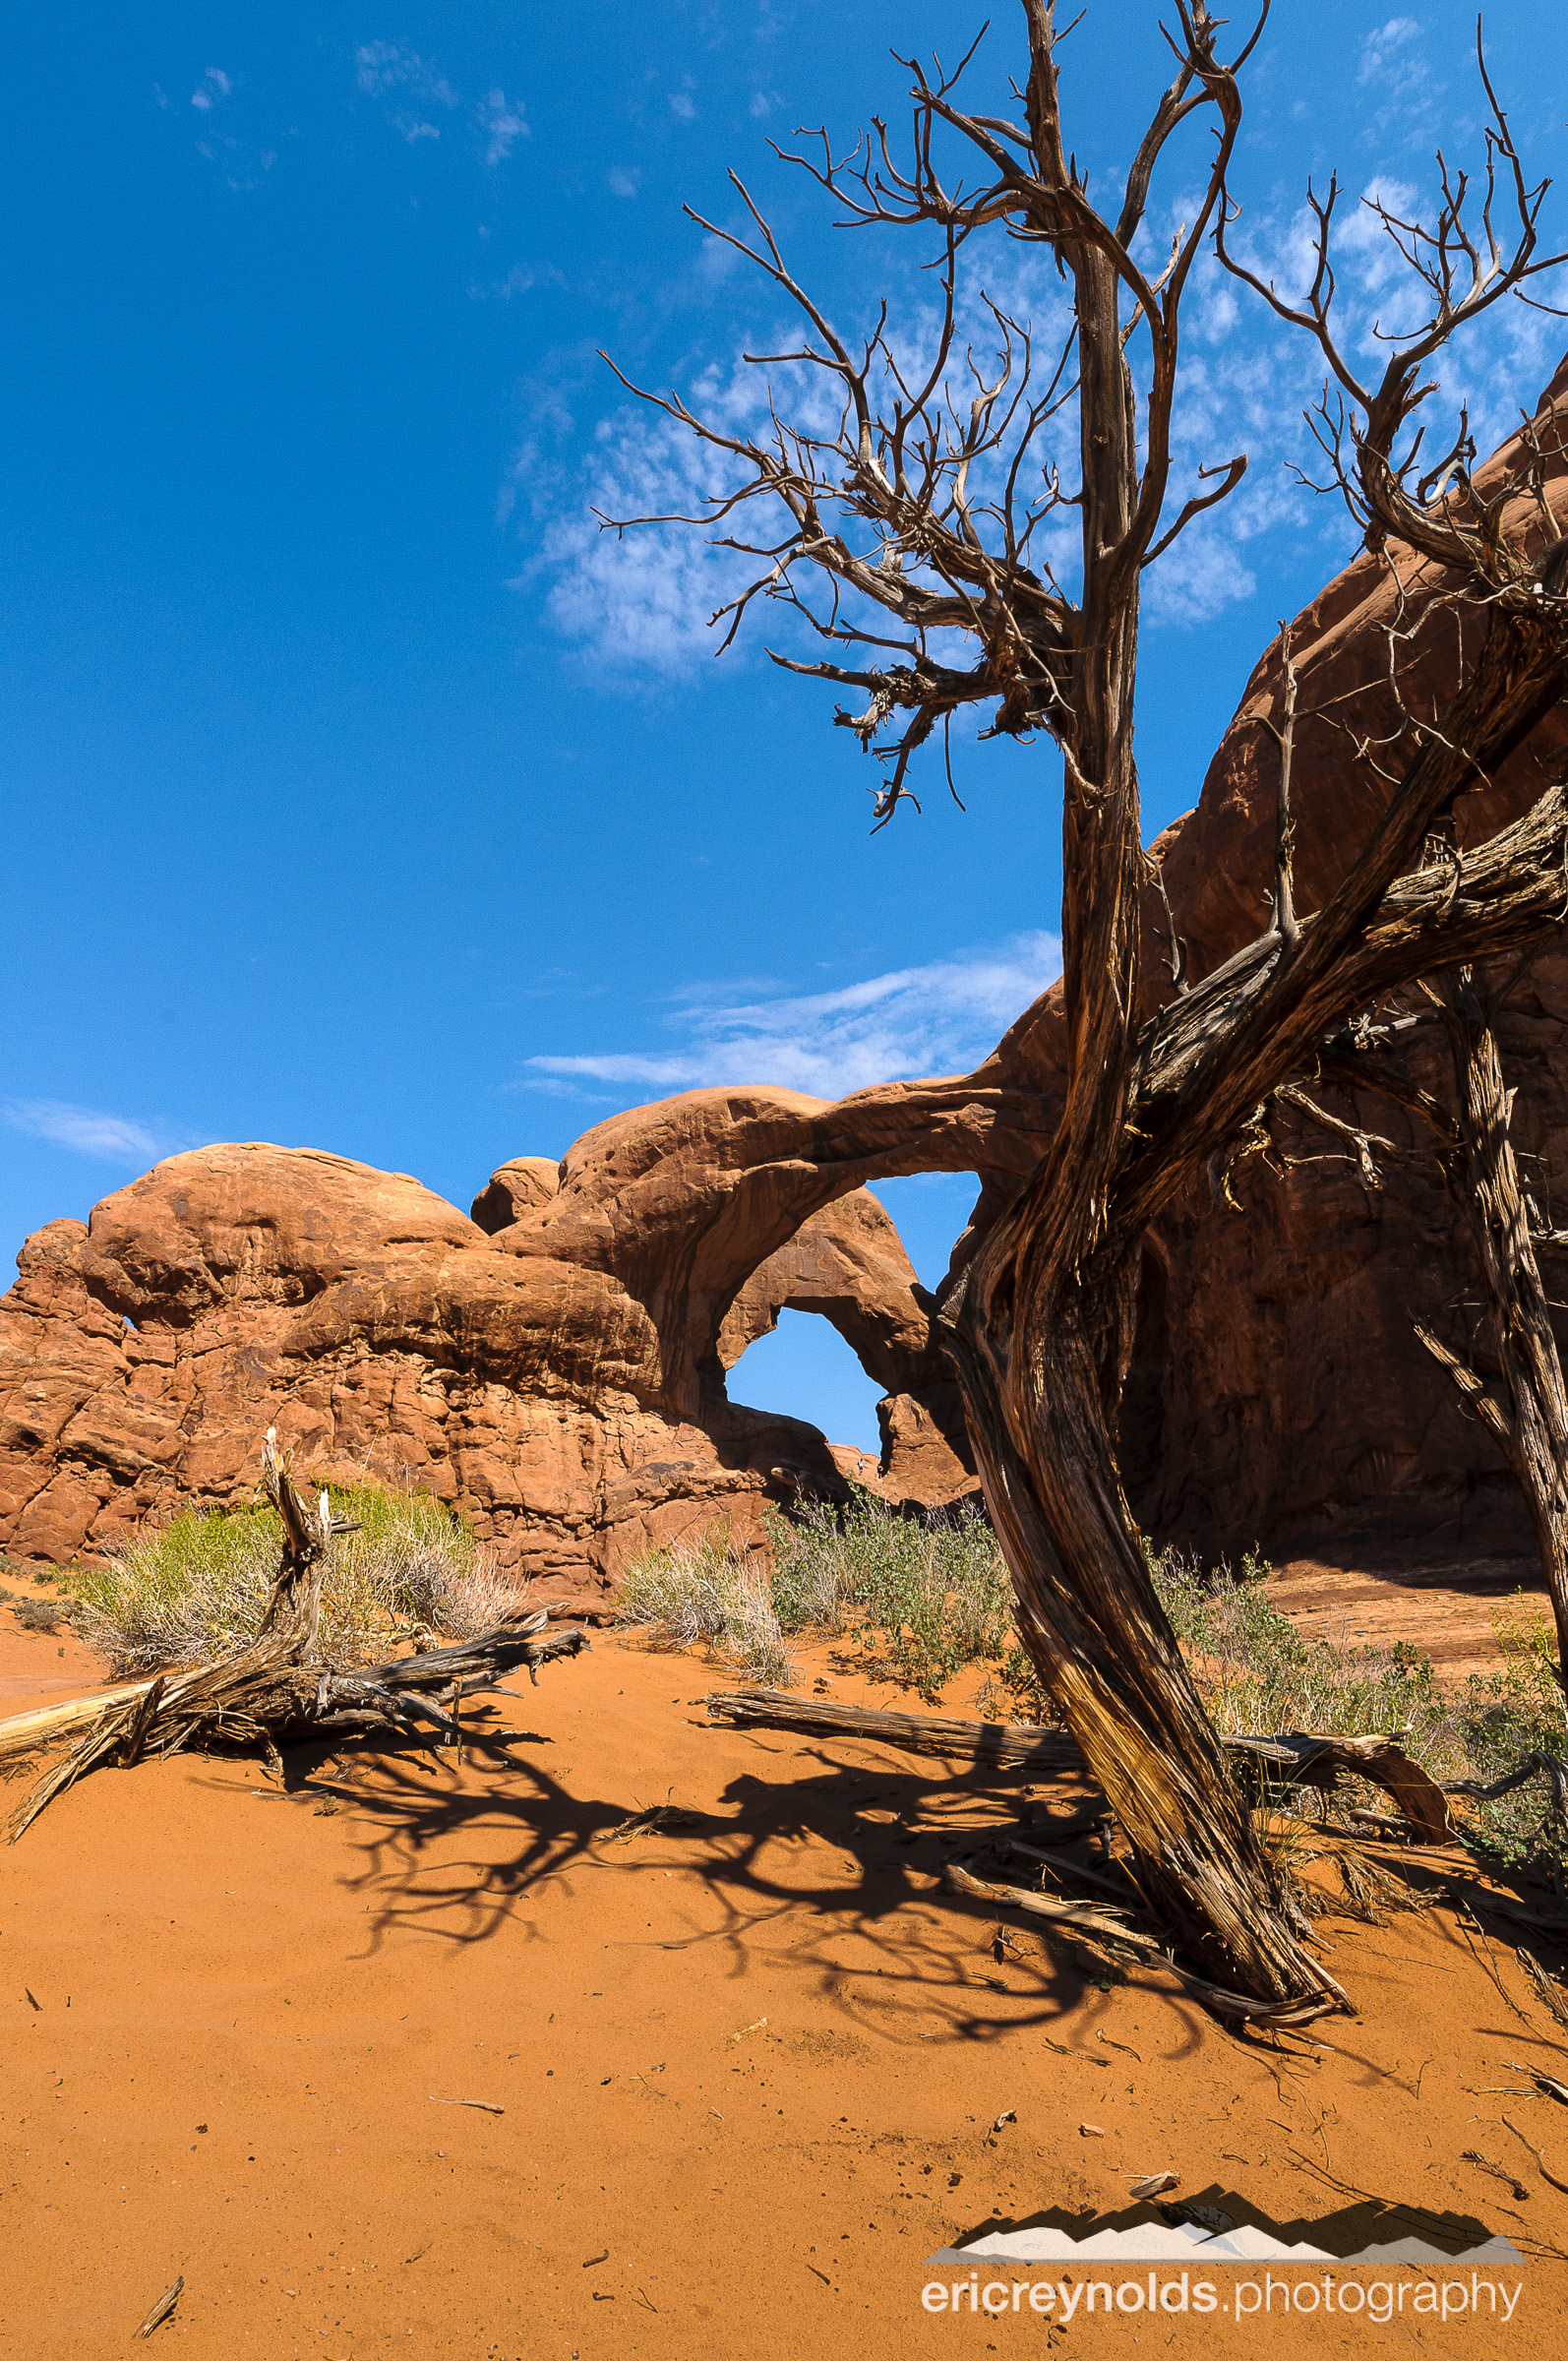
0;1145;954;1595
470;1157;560;1233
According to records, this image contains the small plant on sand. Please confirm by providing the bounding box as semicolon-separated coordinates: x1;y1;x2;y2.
1146;1545;1444;1753
766;1492;1016;1705
65;1482;513;1677
1453;1596;1568;1869
614;1531;792;1684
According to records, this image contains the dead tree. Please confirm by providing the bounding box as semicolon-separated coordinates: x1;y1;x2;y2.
4;1431;587;1838
1222;956;1568;1702
1425;970;1568;1701
1397;965;1568;1699
600;3;1568;2008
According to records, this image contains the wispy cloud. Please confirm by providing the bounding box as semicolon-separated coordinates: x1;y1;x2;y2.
4;1100;176;1164
607;164;641;199
479;88;528;164
354;38;458;142
518;932;1062;1103
470;259;563;304
168;61;277;189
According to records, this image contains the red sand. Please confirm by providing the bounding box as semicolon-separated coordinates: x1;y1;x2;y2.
3;1605;1565;2358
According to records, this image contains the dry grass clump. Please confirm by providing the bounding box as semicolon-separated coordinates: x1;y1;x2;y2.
614;1531;792;1685
1146;1544;1444;1750
66;1482;516;1677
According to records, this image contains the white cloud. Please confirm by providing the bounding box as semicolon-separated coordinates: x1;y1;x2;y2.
607;165;641;199
354;40;457;144
749;91;780;119
5;1101;173;1164
354;40;456;105
190;67;230;112
471;260;563;303
1353;17;1444;145
668;91;696;123
519;932;1063;1103
1357;18;1419;85
479;88;528;164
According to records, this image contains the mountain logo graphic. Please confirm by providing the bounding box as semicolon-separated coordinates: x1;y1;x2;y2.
925;2184;1526;2270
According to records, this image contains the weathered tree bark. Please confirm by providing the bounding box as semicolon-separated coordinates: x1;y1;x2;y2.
1417;966;1568;1692
603;0;1568;2007
5;1431;588;1838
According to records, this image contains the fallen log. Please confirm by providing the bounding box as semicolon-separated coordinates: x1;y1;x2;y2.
703;1689;1451;1836
4;1431;587;1839
0;1678;163;1767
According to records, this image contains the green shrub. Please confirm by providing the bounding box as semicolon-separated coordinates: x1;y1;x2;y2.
65;1481;513;1677
614;1530;791;1684
1146;1544;1444;1751
766;1493;1015;1704
1453;1594;1568;1868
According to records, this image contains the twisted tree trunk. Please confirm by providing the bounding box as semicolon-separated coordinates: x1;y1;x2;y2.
599;0;1568;2010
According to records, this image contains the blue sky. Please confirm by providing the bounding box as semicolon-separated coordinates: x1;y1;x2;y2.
3;3;1563;1449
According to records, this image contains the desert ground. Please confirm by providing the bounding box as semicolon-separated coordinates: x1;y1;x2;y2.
4;1572;1566;2361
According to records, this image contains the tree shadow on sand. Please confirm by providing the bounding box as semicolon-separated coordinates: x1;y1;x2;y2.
285;1720;1236;2054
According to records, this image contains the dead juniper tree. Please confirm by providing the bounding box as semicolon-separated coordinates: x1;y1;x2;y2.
600;3;1568;2010
1417;969;1568;1708
1282;952;1568;1709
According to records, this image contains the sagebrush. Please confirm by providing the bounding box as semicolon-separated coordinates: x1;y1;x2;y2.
619;1491;1568;1867
614;1530;791;1684
66;1482;517;1677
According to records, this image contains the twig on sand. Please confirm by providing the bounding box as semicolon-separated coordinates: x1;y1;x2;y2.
1503;2113;1568;2194
133;2278;183;2339
944;1859;1156;1951
1457;1909;1536;2027
1517;1947;1568;2032
602;1799;699;1845
1463;2148;1531;2203
429;2095;504;2116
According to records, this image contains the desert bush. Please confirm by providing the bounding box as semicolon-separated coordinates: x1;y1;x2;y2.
66;1482;513;1677
1452;1595;1568;1868
1146;1544;1444;1751
765;1493;1015;1704
614;1531;791;1684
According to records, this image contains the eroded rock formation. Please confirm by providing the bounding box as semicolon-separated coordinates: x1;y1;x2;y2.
0;1139;970;1603
4;361;1568;1591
